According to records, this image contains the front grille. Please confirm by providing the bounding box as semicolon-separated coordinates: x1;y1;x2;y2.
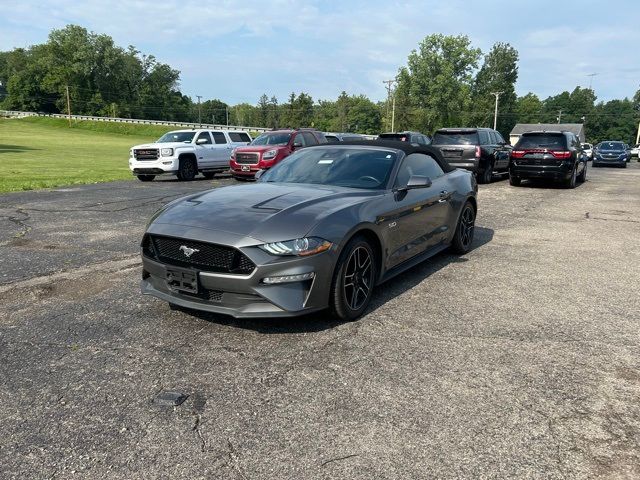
135;149;159;161
142;234;256;275
235;152;259;165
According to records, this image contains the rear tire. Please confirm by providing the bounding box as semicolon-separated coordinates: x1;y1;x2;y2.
202;172;216;179
450;201;476;254
136;175;155;182
577;163;587;182
177;157;197;181
329;236;376;322
509;173;521;186
564;167;577;189
477;163;493;184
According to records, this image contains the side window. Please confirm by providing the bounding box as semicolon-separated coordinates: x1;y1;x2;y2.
488;131;498;145
211;132;227;144
495;131;505;144
229;132;250;143
394;153;445;188
196;132;212;145
293;133;306;147
302;132;317;145
478;131;490;145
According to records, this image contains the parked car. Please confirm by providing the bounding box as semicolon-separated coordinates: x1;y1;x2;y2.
377;131;431;145
129;129;251;182
624;144;631;162
592;141;628;168
581;143;593;160
431;127;512;184
630;144;640;158
509;131;588;188
324;132;367;143
141;141;477;321
230;128;327;179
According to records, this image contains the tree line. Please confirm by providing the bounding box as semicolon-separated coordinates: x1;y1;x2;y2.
1;25;639;143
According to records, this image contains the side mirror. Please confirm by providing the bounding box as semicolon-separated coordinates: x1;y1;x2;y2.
292;141;303;148
255;169;265;180
397;175;432;192
196;138;209;145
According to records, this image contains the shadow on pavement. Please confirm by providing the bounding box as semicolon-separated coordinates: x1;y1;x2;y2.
0;144;40;153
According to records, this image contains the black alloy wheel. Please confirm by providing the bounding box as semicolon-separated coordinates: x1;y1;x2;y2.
451;202;476;254
330;236;376;321
177;158;197;181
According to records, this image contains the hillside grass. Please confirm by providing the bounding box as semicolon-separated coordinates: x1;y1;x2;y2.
0;117;170;192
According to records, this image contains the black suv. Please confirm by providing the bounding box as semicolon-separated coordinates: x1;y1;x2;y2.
509;131;587;188
378;131;431;145
431;127;511;184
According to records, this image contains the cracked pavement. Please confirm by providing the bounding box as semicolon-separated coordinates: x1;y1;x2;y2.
0;167;639;479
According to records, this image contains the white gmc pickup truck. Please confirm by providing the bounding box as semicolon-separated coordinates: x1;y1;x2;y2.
129;129;252;181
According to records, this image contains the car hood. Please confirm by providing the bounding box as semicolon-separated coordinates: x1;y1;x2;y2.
151;183;380;243
236;145;288;153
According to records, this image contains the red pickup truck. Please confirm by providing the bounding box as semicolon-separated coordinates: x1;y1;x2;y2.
230;128;327;179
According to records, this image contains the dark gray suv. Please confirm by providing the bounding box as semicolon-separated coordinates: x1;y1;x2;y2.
431;127;512;184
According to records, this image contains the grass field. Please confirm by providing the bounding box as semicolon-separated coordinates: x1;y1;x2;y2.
0;117;172;193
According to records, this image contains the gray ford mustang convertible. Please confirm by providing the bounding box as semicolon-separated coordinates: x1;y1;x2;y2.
141;141;477;321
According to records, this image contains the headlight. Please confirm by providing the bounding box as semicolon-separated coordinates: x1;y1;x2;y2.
259;237;332;256
161;148;174;156
263;149;278;160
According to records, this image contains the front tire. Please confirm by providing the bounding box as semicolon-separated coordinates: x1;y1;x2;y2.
329;236;376;322
176;157;197;181
450;201;476;254
202;172;216;179
136;174;155;182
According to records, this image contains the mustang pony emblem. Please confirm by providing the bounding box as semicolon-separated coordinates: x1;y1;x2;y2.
179;245;200;258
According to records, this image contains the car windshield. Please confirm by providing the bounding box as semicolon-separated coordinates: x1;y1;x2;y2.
516;134;566;149
157;132;195;143
597;142;624;151
251;133;291;146
432;132;479;145
260;147;398;189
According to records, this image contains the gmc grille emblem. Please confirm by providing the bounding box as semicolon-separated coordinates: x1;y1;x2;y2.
179;245;200;258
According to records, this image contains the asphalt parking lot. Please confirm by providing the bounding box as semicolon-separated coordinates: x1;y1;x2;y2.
1;165;639;479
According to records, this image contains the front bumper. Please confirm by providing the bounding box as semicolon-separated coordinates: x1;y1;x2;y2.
230;160;261;178
140;230;337;318
592;157;626;166
509;162;573;181
129;157;179;175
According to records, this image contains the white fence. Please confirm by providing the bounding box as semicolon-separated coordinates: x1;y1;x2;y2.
0;110;270;133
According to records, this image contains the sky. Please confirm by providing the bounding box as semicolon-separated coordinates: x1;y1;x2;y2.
1;0;639;105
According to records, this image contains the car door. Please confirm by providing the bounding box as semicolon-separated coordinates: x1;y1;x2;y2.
493;131;511;169
383;153;452;269
210;131;232;167
194;131;214;168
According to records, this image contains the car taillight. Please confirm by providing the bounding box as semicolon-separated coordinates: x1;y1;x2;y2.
475;146;481;158
511;150;525;158
550;151;571;159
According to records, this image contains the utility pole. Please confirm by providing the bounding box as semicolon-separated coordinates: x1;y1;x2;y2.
383;79;396;132
587;73;598;90
226;106;229;126
65;85;72;127
557;109;562;124
636;121;640;145
196;95;202;124
491;91;503;130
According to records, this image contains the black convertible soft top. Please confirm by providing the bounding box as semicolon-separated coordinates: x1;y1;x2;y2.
322;140;455;173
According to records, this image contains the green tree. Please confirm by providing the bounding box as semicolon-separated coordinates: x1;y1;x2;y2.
471;42;519;136
515;93;543;123
396;34;481;133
